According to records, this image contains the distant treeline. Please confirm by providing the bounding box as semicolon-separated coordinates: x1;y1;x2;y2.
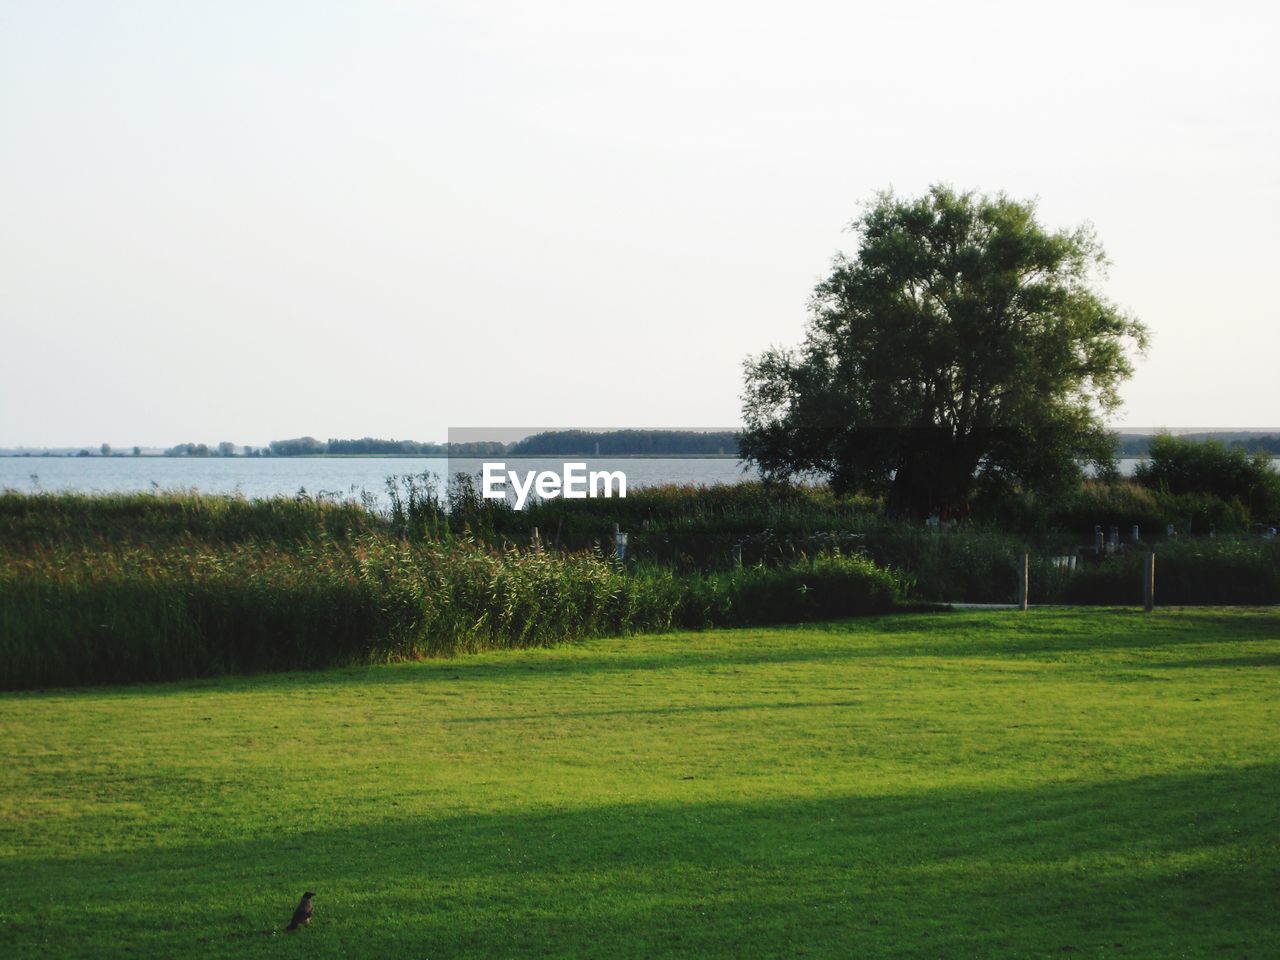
266;436;504;457
241;431;1280;459
268;437;452;457
506;429;740;456
260;430;742;457
165;442;249;457
9;430;1277;459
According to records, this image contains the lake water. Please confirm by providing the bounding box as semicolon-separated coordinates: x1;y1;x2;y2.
2;456;1273;506
0;456;755;505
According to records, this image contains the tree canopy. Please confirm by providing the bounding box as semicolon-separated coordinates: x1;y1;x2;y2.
741;186;1149;517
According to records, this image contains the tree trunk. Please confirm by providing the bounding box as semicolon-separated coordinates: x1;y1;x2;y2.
887;435;977;520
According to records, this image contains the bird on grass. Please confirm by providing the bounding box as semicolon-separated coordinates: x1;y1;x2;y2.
286;892;315;931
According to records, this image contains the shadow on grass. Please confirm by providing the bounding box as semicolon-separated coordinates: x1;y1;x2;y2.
316;608;1280;686
1142;652;1280;669
439;697;871;726
7;609;1279;702
4;765;1278;959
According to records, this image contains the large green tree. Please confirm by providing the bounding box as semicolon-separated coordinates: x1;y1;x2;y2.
741;186;1149;517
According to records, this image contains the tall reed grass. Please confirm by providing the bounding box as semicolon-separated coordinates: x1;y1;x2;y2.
0;488;383;547
5;484;1274;689
0;489;901;689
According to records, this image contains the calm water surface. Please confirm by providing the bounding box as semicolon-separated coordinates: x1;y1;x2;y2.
2;457;1273;505
0;456;754;505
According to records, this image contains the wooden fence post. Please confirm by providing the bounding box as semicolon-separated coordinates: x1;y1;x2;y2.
1018;552;1029;611
1143;552;1155;612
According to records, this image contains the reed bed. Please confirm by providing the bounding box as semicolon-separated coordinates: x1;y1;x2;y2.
0;500;900;689
4;484;1275;688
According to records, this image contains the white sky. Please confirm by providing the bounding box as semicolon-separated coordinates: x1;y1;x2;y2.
1;0;1277;447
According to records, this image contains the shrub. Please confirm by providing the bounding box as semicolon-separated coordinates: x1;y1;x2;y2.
1045;482;1251;540
858;526;1027;603
1135;435;1280;521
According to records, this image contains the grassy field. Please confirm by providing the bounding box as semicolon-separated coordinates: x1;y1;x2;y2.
1;608;1277;958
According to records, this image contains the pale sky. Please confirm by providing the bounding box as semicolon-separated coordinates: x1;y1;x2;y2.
1;0;1277;447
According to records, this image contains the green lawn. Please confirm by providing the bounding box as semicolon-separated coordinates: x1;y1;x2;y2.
2;609;1277;959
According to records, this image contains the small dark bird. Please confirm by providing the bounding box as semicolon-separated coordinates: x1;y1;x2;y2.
286;892;315;931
